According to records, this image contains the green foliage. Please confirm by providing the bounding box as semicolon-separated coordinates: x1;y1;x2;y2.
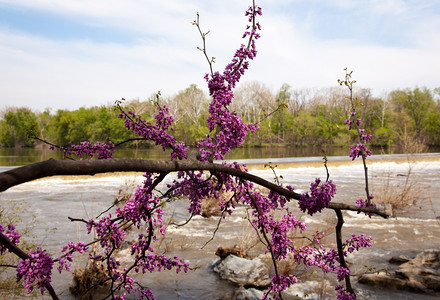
1;84;440;150
44;106;132;146
423;111;440;145
389;87;436;143
373;127;393;147
0;108;39;147
250;117;272;145
291;110;317;145
0;121;14;147
271;104;293;139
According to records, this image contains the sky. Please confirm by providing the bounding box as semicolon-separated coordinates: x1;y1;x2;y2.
0;0;439;111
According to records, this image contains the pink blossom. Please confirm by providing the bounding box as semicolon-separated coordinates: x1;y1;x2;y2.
299;178;336;215
0;223;20;254
16;248;54;295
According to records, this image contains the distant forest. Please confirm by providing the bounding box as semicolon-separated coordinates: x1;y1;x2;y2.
1;82;440;150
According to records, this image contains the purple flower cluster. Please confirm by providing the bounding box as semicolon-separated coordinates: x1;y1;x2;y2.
0;223;20;254
135;253;189;274
299;178;336;215
16;248;54;295
345;112;372;161
343;234;373;254
116;174;164;232
87;215;126;254
294;242;339;273
118;106;188;160
335;285;356;300
71;141;115;159
261;209;306;259
53;141;115;159
79;172;189;299
169;170;219;215
344;117;360;130
268;189;289;209
267;274;298;297
358;128;372;144
1;225;58;295
292;231;372;298
337;267;351;282
197;4;261;161
139;288;155;299
355;197;376;217
218;162;255;215
57;241;88;273
349;143;372;161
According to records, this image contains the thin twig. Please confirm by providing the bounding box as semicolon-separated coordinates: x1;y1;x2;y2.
193;13;215;76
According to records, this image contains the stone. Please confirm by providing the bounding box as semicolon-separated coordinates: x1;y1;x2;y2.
359;271;426;293
201;197;222;217
216;245;248;259
396;249;440;293
220;287;264;300
213;255;271;288
359;249;440;295
389;255;411;265
404;249;440;269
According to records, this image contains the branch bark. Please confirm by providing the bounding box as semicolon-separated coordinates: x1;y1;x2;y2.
0;158;389;218
335;209;353;294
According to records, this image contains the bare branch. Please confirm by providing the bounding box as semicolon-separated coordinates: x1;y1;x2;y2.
0;158;389;218
335;209;353;294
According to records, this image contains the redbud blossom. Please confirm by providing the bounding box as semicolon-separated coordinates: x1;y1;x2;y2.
16;248;54;295
299;178;336;215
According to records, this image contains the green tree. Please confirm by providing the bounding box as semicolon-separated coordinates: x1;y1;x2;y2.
270;85;293;142
291;110;317;145
0;108;39;147
45;106;134;146
390;87;435;143
313;105;346;144
423;110;440;145
86;106;132;144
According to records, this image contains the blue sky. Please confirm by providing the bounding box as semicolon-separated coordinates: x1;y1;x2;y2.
1;0;439;111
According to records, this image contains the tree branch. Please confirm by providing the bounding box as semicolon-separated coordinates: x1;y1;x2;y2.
335;209;353;294
0;158;388;218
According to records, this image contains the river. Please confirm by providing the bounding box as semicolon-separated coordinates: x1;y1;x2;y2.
0;151;439;299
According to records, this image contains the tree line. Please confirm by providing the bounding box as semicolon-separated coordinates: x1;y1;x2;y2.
1;83;439;149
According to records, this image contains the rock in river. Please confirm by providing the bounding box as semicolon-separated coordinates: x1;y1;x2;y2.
213;255;271;288
220;286;264;300
359;249;440;295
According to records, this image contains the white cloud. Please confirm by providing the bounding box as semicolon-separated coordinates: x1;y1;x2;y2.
0;0;439;111
0;30;210;110
241;4;440;96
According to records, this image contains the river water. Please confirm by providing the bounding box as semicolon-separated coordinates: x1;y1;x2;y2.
1;153;440;299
